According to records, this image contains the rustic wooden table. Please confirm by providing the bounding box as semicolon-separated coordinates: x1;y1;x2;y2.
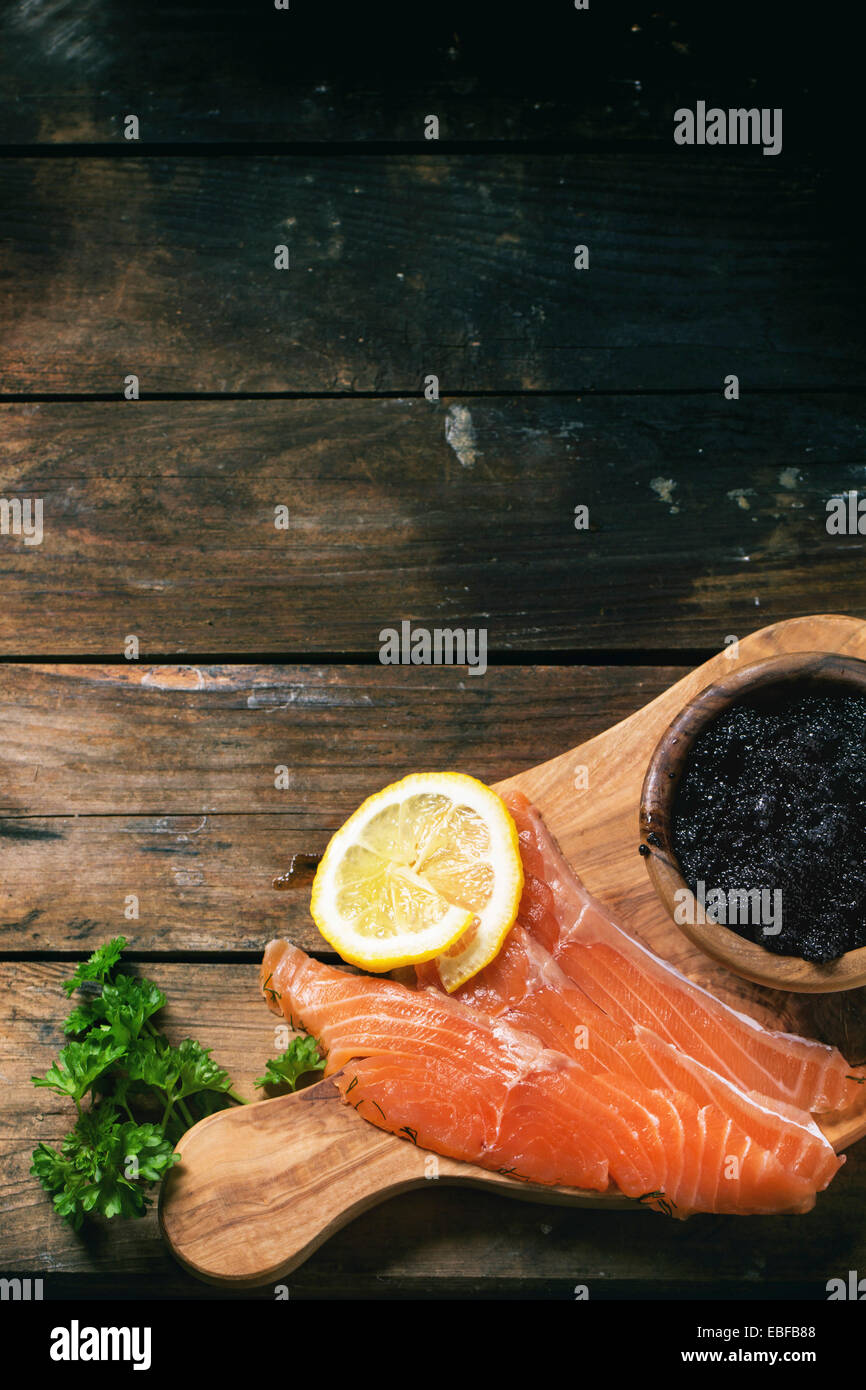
1;3;864;1299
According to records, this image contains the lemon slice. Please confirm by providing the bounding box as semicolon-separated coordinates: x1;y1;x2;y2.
310;772;524;979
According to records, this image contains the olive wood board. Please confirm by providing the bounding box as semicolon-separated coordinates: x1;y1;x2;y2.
160;615;866;1287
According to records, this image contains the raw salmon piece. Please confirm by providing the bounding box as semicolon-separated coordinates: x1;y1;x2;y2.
418;925;624;1074
338;1045;819;1217
418;921;841;1192
424;923;636;1076
619;1026;839;1190
503;791;864;1115
262;940;825;1215
263;939;615;1191
337;1054;614;1190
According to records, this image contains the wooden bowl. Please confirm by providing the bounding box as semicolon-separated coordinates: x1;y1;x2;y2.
639;651;866;992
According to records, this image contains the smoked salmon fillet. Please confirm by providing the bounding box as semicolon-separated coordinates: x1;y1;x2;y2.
495;791;863;1115
416;922;841;1193
261;939;836;1215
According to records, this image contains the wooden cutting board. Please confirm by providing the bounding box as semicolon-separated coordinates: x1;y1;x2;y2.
160;615;866;1287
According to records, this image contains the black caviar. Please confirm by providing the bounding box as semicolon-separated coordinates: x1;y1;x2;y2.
672;687;866;963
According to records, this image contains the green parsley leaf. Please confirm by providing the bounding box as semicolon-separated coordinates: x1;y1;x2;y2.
101;974;166;1045
171;1038;235;1100
126;1034;234;1107
255;1034;325;1091
62;937;128;997
32;1036;128;1103
64;973;165;1042
63;996;107;1036
184;1090;235;1122
32;935;276;1232
30;1105;179;1228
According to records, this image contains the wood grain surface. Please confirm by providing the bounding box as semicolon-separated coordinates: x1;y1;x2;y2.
0;663;679;950
0;3;842;148
1;155;861;395
1;396;864;654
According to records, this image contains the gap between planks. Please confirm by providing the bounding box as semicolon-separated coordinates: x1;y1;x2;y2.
0;386;861;403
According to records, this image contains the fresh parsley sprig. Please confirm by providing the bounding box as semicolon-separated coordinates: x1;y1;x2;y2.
255;1035;325;1091
33;1036;128;1107
62;937;127;995
64;973;167;1045
32;936;323;1230
31;1104;177;1228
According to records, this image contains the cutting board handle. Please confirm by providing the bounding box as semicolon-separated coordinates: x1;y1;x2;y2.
159;1072;618;1287
159;1075;440;1287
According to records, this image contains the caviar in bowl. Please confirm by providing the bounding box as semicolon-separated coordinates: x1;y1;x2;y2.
639;652;866;992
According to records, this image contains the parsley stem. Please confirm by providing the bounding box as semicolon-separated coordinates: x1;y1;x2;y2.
228;1088;248;1106
177;1097;196;1128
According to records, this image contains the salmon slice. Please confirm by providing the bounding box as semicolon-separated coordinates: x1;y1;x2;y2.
417;923;841;1193
418;922;632;1075
500;791;864;1115
620;1028;839;1189
261;940;824;1215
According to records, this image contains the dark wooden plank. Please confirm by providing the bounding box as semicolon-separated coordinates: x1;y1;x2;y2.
0;2;833;148
4;961;866;1297
1;155;861;394
0;396;864;654
0;1;656;147
0;662;680;950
